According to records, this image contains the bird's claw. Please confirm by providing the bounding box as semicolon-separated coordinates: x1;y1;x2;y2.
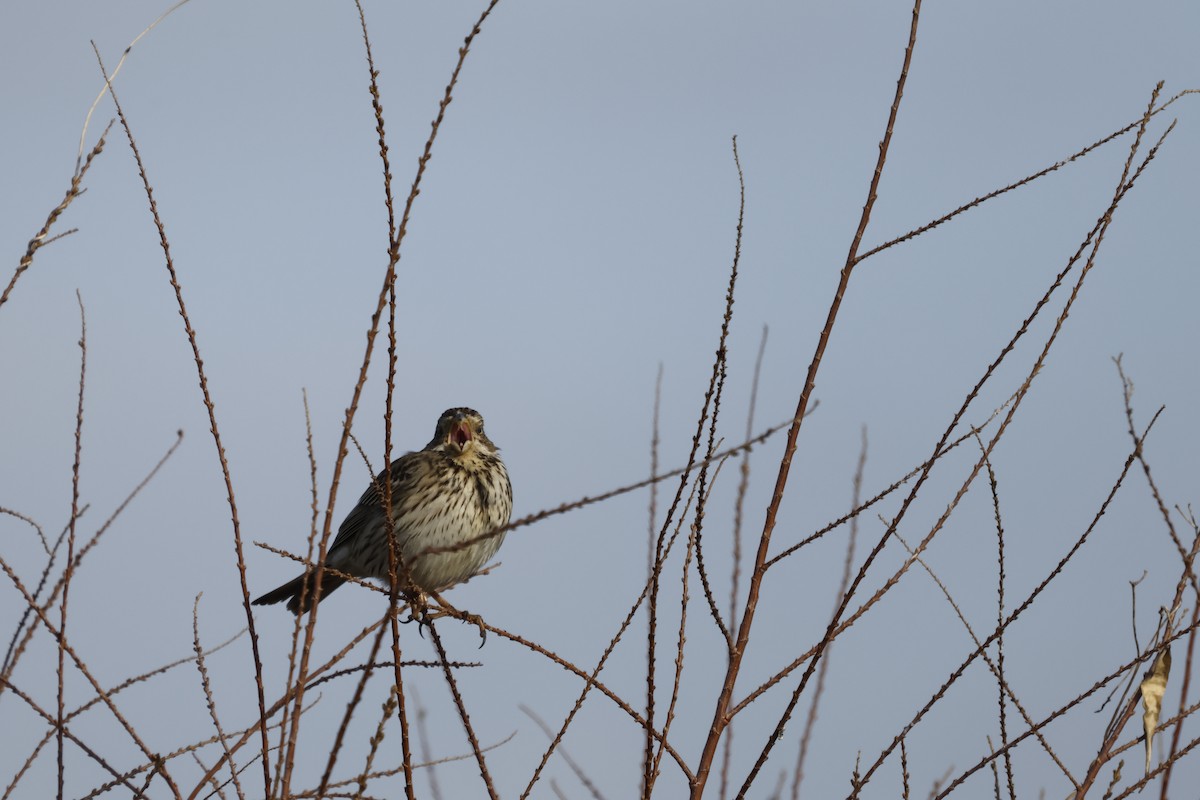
397;592;432;638
464;612;487;647
424;594;488;647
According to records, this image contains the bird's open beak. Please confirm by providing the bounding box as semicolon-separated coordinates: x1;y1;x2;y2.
450;419;473;449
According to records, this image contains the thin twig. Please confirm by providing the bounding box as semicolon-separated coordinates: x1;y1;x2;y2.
282;7;503;794
1;432;182;693
273;390;322;797
480;620;692;780
791;427;867;799
521;705;607;800
1114;355;1198;598
1160;508;1200;799
643;363;663;798
351;686;399;799
318;619;392;795
934;613;1200;800
312;731;516;796
789;81;1173;799
689;134;749;653
412;687;444;800
854;89;1198;264
739;97;1175;737
93;43;271;794
3;685;135;797
187;616;391;799
2;124;112;312
654;454;733;785
76;1;192;172
352;0;422;790
57;290;87;800
0;553;183;797
865;410;1164;798
709;8;925;792
4;628;244;800
720;323;768;798
193;596;245;800
426;619;497;799
0;507;49;556
518;482;704;796
892;527;1077;789
980;438;1017;800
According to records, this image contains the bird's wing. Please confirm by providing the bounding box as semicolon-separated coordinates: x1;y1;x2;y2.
329;450;427;551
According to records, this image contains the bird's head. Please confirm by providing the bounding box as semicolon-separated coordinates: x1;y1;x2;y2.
429;407;496;458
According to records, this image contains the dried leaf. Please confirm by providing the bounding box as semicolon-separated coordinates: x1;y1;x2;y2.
1139;645;1171;774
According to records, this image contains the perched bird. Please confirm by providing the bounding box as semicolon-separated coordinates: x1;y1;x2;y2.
253;407;512;615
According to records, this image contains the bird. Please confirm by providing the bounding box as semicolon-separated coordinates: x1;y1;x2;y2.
253;407;512;615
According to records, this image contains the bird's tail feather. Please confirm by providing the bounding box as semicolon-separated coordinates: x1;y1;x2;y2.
252;571;346;615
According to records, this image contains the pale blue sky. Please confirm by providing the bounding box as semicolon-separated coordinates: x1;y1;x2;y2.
2;2;1198;797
